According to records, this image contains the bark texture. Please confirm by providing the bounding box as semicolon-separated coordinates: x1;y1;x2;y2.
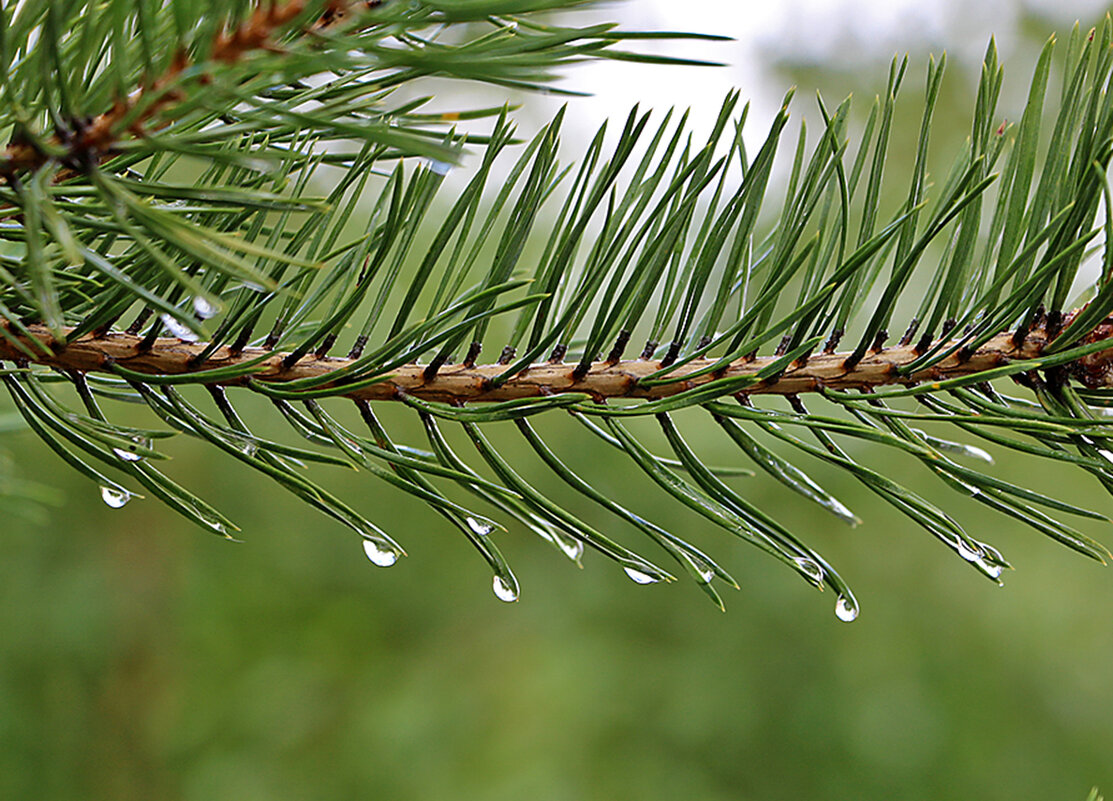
3;321;1107;403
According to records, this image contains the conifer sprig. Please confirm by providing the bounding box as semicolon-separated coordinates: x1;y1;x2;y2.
3;0;1113;619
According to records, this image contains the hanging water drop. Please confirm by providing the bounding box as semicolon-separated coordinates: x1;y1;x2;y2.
555;533;583;562
686;555;714;584
160;313;199;342
829;498;859;525
202;517;229;537
794;556;824;585
834;594;859;622
99;485;131;509
112;447;143;462
624;566;660;585
362;538;399;567
466;516;494;536
955;539;981;562
962;444;993;464
492;575;519;602
974;557;1004;581
193;295;220;319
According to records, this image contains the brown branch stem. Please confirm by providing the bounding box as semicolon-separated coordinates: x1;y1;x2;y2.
3;321;1111;404
0;0;360;181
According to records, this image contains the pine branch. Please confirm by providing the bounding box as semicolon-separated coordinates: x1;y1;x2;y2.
5;315;1113;403
5;0;1113;618
0;0;335;180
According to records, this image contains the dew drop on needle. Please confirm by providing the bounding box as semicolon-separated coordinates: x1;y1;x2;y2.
100;485;130;509
492;575;519;602
623;567;659;585
362;539;399;567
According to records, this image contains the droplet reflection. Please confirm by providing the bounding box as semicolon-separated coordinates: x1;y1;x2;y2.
466;516;493;537
160;313;199;342
794;556;824;585
362;539;399;567
492;575;519;602
193;296;220;319
835;594;859;622
100;485;131;509
623;566;659;585
555;533;583;562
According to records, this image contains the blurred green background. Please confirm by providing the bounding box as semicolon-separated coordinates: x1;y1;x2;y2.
3;2;1113;799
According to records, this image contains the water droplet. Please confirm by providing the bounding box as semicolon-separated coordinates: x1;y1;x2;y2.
835;594;859;622
201;516;229;536
690;558;714;584
794;556;824;585
955;539;981;562
425;158;453;177
233;437;257;457
193;295;220;319
112;447;143;462
362;539;399;567
1100;449;1113;465
963;445;993;464
972;554;1004;581
100;485;131;508
160;313;199;342
980;561;1004;580
624;566;660;585
955;539;1004;581
466;516;493;536
829;499;858;523
492;575;518;602
555;533;583;562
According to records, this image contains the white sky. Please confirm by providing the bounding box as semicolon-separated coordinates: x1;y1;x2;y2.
484;0;1112;307
529;0;1113;146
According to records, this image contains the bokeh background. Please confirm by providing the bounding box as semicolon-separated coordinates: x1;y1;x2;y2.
3;1;1113;799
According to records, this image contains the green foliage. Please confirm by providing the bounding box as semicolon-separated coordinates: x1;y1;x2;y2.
3;0;1113;618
